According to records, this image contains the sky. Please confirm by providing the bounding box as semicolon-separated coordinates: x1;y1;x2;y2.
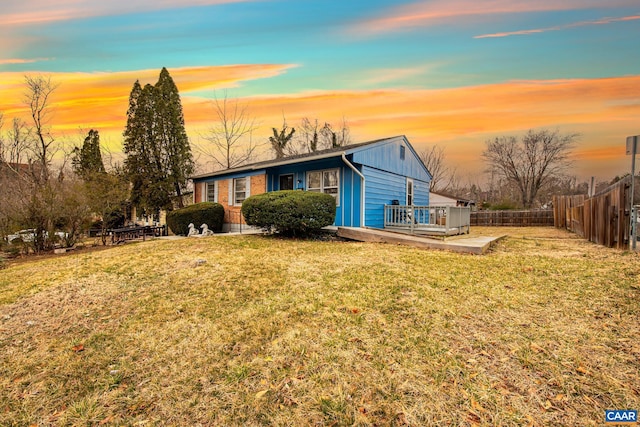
1;0;639;184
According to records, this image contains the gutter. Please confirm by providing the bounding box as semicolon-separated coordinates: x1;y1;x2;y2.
341;154;365;227
191;151;348;180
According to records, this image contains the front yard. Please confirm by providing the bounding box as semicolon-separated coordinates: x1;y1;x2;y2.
0;227;638;425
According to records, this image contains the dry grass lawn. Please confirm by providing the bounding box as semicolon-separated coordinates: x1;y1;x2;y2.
0;227;638;426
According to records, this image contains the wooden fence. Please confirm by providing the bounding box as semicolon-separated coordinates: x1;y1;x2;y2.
553;177;632;249
471;210;554;226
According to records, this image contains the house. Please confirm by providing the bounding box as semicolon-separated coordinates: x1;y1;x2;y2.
191;136;432;231
430;191;476;208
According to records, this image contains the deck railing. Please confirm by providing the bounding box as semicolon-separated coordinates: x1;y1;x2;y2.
383;205;470;235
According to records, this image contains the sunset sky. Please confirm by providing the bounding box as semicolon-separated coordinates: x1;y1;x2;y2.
1;0;639;183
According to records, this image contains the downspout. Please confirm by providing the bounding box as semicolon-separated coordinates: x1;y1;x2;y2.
342;154;365;227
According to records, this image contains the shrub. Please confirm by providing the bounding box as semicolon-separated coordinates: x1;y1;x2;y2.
241;190;336;236
166;202;224;235
488;200;519;210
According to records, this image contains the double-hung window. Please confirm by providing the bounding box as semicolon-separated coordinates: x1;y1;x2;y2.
206;182;217;202
307;169;339;205
233;178;247;205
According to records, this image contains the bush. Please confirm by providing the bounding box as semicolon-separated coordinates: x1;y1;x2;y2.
241;190;336;236
488;200;519;210
166;202;224;235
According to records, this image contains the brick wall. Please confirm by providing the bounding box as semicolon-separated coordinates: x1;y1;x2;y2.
214;174;267;225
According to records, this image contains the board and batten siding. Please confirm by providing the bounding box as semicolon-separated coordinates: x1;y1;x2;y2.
363;165;429;229
362;166;405;229
350;137;431;182
413;180;429;206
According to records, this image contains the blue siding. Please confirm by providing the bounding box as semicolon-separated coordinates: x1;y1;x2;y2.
350;136;432;183
414;179;430;206
363;166;407;229
192;137;430;229
363;167;431;228
263;157;362;227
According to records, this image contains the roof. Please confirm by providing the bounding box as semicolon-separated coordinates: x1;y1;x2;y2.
431;191;475;203
429;191;475;203
191;136;404;180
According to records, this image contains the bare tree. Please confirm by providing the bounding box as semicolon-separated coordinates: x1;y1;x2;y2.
419;145;457;192
200;94;259;170
24;75;59;183
269;117;295;159
0;77;96;253
483;129;577;208
289;117;351;155
297;117;319;154
319;118;350;149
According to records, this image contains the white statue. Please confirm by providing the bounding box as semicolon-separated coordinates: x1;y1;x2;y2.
200;223;214;236
187;223;199;237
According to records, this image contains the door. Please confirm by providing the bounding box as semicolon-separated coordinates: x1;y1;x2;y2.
279;174;294;190
406;178;414;205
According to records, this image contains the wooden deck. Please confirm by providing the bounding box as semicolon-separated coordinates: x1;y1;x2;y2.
383;205;471;236
384;225;469;237
337;227;505;255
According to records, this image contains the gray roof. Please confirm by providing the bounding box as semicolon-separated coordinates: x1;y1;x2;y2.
191;135;404;180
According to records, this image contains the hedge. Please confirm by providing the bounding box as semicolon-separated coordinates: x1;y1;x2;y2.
166;202;224;235
241;190;336;235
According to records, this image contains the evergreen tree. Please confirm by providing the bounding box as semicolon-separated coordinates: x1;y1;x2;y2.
123;69;194;214
155;67;194;208
124;80;152;212
72;129;105;179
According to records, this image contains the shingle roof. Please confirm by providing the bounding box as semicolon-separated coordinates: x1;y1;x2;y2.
191;135;404;180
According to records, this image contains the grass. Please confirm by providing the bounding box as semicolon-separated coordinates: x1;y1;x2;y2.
0;227;638;426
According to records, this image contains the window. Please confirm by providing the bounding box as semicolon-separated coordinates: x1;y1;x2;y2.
279;174;294;190
234;178;247;205
206;182;217;202
406;178;414;205
307;169;339;205
400;145;406;160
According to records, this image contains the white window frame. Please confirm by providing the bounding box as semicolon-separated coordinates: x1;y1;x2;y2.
231;177;251;206
406;178;414;206
306;168;340;206
206;181;218;203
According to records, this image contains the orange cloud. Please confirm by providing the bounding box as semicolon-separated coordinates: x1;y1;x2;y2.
0;63;296;126
349;0;640;36
185;76;640;180
475;14;640;38
2;70;637;181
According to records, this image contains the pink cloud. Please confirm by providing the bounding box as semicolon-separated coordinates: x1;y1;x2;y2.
349;0;640;36
475;14;640;38
0;57;51;65
359;64;442;87
1;70;637;180
2;0;254;26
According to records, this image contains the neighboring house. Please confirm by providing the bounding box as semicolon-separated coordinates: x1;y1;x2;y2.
191;135;432;231
430;191;476;208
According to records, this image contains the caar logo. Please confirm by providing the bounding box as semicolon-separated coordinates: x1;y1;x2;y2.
605;410;637;424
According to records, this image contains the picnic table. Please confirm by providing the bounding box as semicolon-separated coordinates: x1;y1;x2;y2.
109;225;166;244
